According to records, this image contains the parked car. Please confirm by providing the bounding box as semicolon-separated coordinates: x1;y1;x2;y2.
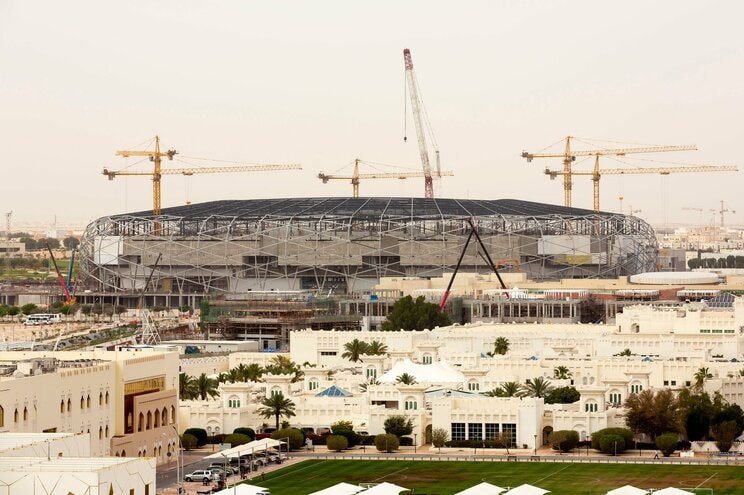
209;463;239;475
184;470;213;482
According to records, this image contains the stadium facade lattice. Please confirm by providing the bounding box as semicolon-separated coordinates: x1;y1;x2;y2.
79;197;658;295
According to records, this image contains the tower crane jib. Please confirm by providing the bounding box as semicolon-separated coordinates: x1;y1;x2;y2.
404;48;434;199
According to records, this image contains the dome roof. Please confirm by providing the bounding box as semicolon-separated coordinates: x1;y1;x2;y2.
629;272;719;285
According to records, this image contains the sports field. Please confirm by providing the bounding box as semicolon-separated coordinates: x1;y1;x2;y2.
259;459;744;495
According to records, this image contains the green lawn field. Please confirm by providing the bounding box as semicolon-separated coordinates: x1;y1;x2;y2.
258;459;744;495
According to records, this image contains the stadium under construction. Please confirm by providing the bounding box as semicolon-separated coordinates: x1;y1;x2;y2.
78;197;658;303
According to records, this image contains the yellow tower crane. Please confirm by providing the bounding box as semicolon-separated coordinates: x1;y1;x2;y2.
522;136;696;207
103;136;302;215
317;158;454;198
544;159;738;212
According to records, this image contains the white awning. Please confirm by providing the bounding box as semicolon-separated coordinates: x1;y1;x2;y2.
309;483;367;495
204;438;286;459
606;485;649;495
455;482;506;495
378;359;465;385
503;484;549;495
357;482;409;495
653;489;695;495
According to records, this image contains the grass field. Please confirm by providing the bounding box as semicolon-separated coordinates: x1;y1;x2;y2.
259;460;744;495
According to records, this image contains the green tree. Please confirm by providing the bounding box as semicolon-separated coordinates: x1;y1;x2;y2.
431;428;449;449
233;427;256;441
488;337;510;356
178;373;197;400
21;303;37;315
375;434;399;452
193;373;219;400
624;389;679;439
395;373;417;385
545;386;580;404
599;434;625;455
342;339;370;362
712;403;744;437
264;355;304;383
257;392;297;429
331;420;354;432
677;388;715;441
326;435;348;452
694;367;713;390
655;433;678;457
271;428;305;450
181;433;198;450
548;430;579;453
62;237;80;249
524;377;554;398
553;366;572;379
712;420;738;453
224;433;251;447
183;428;208;446
483;381;523;397
381;295;452;331
365;340;388;355
383;415;413;437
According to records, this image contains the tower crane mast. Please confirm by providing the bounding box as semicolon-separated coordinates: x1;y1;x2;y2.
403;48;435;198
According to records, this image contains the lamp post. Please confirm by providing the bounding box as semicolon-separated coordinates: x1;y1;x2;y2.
414;433;417;454
534;434;538;455
170;424;183;495
613;440;617;457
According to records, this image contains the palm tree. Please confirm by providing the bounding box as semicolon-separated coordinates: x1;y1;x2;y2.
553;366;572;380
178;372;197;400
484;381;524;397
265;355;304;383
524;377;554;398
342;339;370;362
489;337;510;356
240;363;264;382
257;392;296;429
359;379;380;392
366;340;388;356
193;373;220;400
396;373;417;385
222;368;241;383
694;367;713;389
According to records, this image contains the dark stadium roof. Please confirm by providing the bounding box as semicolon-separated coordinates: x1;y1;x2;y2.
123;197;612;221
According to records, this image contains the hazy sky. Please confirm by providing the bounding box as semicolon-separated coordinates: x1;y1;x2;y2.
2;1;743;229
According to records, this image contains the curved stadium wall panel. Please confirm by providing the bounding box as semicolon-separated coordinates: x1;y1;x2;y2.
79;197;657;294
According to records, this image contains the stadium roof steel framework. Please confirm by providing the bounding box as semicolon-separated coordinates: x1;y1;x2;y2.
79;197;658;295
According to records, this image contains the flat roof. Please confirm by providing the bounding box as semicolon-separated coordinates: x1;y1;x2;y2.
0;433;77;452
0;456;143;472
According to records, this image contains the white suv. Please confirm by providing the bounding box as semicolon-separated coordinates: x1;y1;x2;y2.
184;470;213;482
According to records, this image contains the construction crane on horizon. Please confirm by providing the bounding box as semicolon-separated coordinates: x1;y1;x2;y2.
102;136;302;216
318;159;454;198
522;136;697;207
717;200;735;228
5;211;11;240
403;48;443;199
544;160;738;212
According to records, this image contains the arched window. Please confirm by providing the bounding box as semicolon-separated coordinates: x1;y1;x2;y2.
403;396;418;410
23;406;27;421
366;367;377;379
99;427;103;439
67;398;71;411
105;391;109;405
308;380;319;391
422;354;432;365
60;400;65;413
162;407;168;425
154;409;160;428
121;450;126;457
146;411;152;429
0;405;4;427
99;392;103;406
171;406;176;424
81;396;85;409
138;412;144;432
105;425;109;437
86;395;91;408
14;408;18;423
270;387;281;397
467;380;480;391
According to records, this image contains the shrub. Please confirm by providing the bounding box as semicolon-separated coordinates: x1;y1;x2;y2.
399;436;413;447
326;435;349;452
375;434;399;452
599;434;625;455
548;430;579;453
358;435;375;446
181;433;198;450
332;429;358;448
271;428;305;450
233;427;256;441
591;428;632;453
655;433;678;457
224;433;251;447
184;428;208;447
306;433;328;446
207;434;227;445
383;416;413;437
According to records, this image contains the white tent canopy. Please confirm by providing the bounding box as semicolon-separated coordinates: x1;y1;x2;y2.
503;485;549;495
204;438;286;460
357;482;409;495
653;489;695;495
309;483;367;495
212;484;269;495
606;486;649;495
378;359;465;385
455;482;506;495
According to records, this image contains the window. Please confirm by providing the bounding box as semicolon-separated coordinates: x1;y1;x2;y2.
105;425;109;437
60;400;65;413
162;407;168;425
468;381;480;391
0;405;3;427
105;391;109;405
138;413;144;432
468;423;483;441
366;368;377;379
87;395;91;408
631;384;643;394
99;427;103;439
23;407;27;421
171;406;175;423
320;351;337;356
14;408;18;423
585;401;598;412
404;398;417;410
685;381;691;387
146;411;152;429
485;423;499;440
663;380;669;386
501;423;516;446
228;398;241;408
271;388;281;397
99;392;103;406
154;409;160;428
422;354;432;365
451;423;466;441
81;397;85;409
67;399;71;411
609;393;622;405
308;380;319;391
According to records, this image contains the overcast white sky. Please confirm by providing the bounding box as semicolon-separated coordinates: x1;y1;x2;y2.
1;1;743;229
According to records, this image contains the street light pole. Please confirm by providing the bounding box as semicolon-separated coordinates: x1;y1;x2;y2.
414;433;417;454
171;424;183;495
534;434;538;455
